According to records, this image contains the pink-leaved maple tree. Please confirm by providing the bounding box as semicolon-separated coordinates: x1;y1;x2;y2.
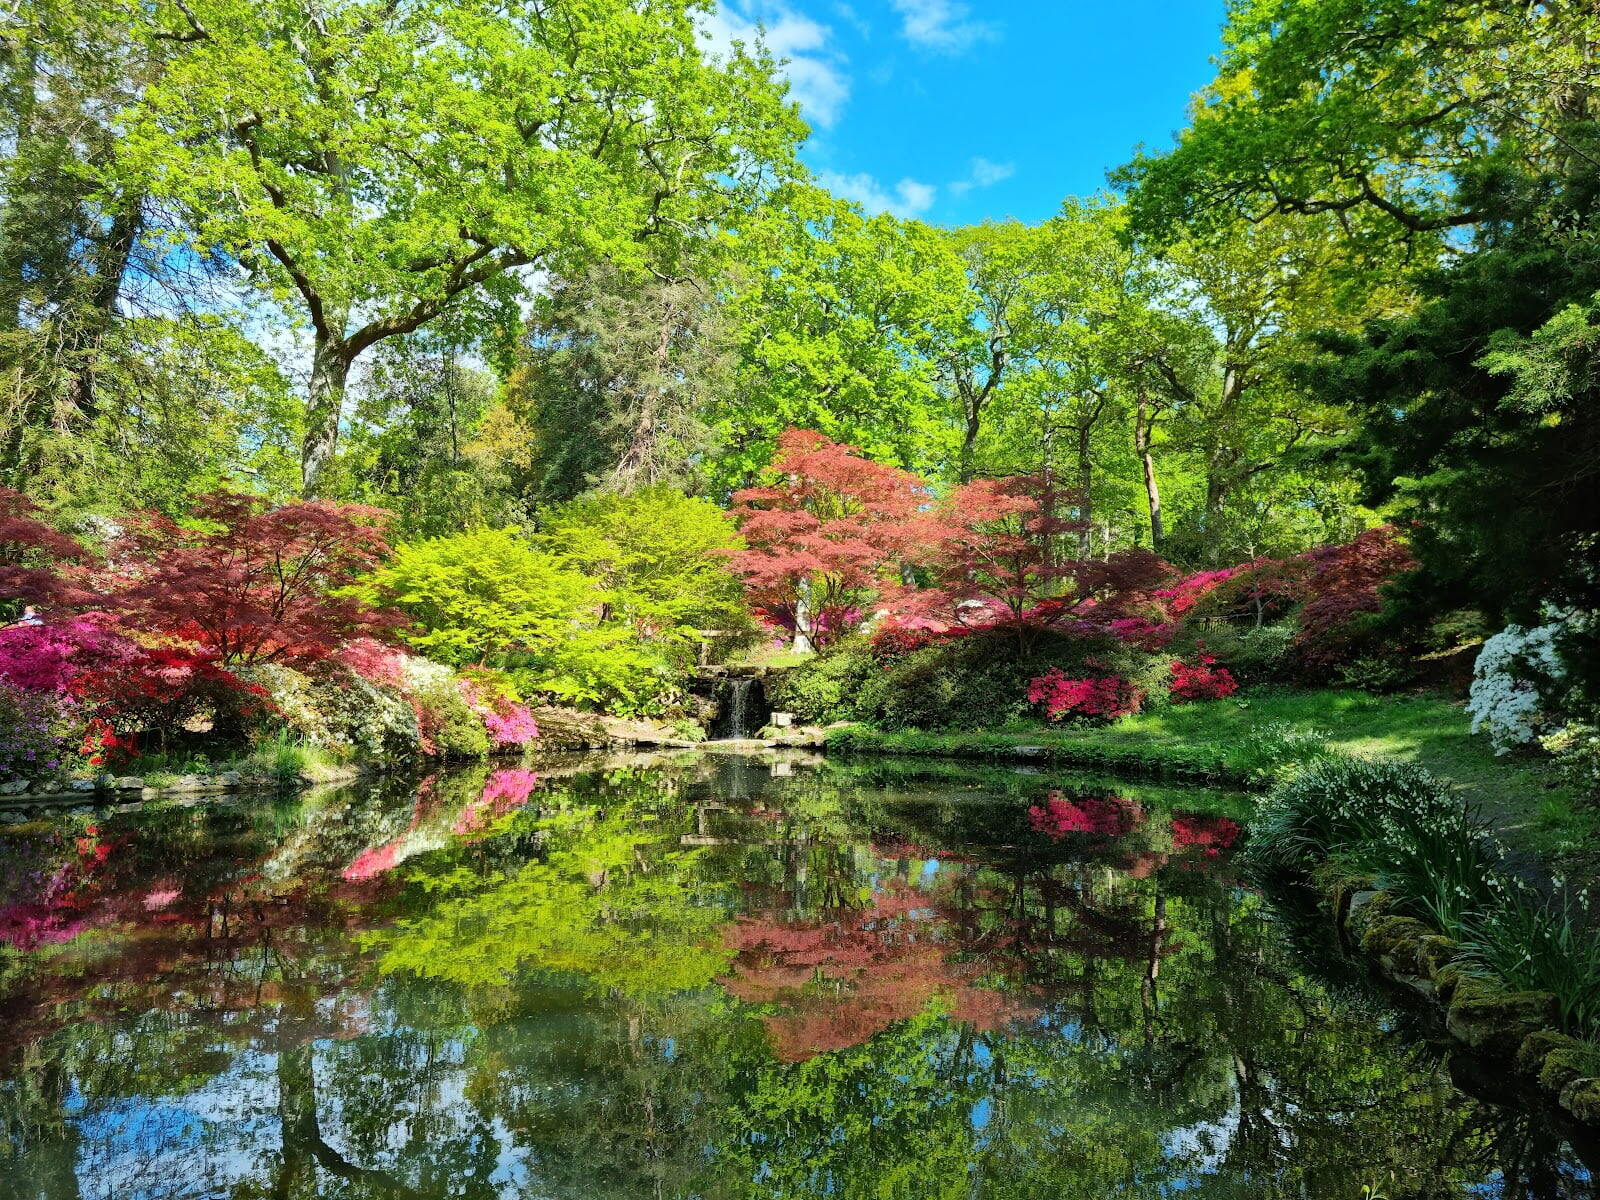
730;430;930;650
100;492;399;665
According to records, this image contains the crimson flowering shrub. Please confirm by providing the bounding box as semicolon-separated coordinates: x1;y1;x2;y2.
0;487;91;609
1168;656;1240;703
102;491;398;666
1105;616;1177;651
1293;525;1417;671
1026;668;1142;722
71;645;274;749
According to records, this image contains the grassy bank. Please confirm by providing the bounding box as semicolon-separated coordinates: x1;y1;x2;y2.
825;688;1598;863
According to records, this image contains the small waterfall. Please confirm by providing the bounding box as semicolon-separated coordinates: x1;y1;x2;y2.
711;676;769;740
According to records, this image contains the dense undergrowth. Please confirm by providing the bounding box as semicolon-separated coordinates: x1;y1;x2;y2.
1247;757;1600;1059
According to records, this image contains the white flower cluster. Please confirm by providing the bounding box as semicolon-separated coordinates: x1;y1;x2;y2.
1467;614;1569;754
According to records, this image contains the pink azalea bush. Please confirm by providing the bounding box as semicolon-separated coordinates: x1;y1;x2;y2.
1026;669;1142;722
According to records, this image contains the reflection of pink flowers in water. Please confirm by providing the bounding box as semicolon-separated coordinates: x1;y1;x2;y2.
1170;812;1241;858
142;887;180;911
1027;794;1142;841
452;768;540;835
0;903;89;950
342;841;401;882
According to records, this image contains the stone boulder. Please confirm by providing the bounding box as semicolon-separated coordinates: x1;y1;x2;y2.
1445;975;1559;1056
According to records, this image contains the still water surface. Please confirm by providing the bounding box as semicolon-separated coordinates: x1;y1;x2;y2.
0;751;1593;1199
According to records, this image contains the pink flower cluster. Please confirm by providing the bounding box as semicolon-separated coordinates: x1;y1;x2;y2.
334;636;410;689
482;703;539;746
1168;656;1239;703
1027;793;1142;840
1152;567;1238;616
1025;669;1142;722
1105;616;1176;651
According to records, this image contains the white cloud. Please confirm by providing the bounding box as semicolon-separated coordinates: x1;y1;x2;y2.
702;3;851;127
817;170;937;218
888;0;998;53
947;156;1016;197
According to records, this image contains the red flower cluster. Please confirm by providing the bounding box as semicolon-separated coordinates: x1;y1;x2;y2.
1170;812;1242;856
79;718;138;768
1025;668;1142;722
1167;656;1239;703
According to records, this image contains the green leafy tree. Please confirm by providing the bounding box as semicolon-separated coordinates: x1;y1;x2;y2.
120;0;802;494
507;266;731;505
356;527;590;668
717;185;967;487
1117;0;1598;248
540;486;751;647
341;336;520;537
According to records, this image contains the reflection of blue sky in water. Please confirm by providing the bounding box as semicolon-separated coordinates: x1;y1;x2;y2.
0;754;1591;1198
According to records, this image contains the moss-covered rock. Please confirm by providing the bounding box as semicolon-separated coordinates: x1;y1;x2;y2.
1517;1029;1585;1075
1559;1077;1600;1125
1345;889;1394;935
1445;975;1560;1056
1415;935;1458;981
1515;1030;1595;1094
1432;962;1466;1004
1359;914;1437;978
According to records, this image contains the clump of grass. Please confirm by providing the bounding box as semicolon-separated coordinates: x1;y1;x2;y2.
1226;720;1333;782
1248;757;1496;928
1456;884;1600;1040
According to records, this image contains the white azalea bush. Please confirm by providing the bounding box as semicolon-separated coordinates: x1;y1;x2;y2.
1467;611;1578;754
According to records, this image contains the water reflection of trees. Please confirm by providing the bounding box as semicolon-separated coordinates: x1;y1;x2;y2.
0;754;1593;1198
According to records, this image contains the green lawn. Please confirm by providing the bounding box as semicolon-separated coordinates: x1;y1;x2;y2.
827;688;1597;865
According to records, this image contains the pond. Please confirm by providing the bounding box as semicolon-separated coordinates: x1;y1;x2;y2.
0;751;1594;1199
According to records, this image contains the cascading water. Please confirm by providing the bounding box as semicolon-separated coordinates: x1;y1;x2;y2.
711;676;769;740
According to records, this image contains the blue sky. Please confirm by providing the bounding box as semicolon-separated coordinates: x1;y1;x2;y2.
706;0;1227;226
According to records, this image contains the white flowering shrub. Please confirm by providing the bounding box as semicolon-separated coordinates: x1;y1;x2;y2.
1467;613;1573;754
236;662;421;760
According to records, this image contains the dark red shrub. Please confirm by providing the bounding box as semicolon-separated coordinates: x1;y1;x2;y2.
103;491;398;666
1293;525;1416;670
1168;656;1240;703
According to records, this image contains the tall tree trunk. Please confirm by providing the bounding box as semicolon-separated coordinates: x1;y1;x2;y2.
958;396;982;484
1076;423;1093;559
302;335;353;496
1134;386;1164;551
61;199;142;428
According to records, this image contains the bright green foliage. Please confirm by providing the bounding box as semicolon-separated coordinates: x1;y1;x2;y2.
367;801;734;996
716;185;967;486
1118;0;1593;248
118;0;802;492
523;626;680;718
357;528;590;669
541;486;750;642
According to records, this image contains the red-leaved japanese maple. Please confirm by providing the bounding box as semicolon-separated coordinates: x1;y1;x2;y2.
0;487;91;608
1293;525;1416;669
730;430;929;650
102;492;398;665
900;473;1171;650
